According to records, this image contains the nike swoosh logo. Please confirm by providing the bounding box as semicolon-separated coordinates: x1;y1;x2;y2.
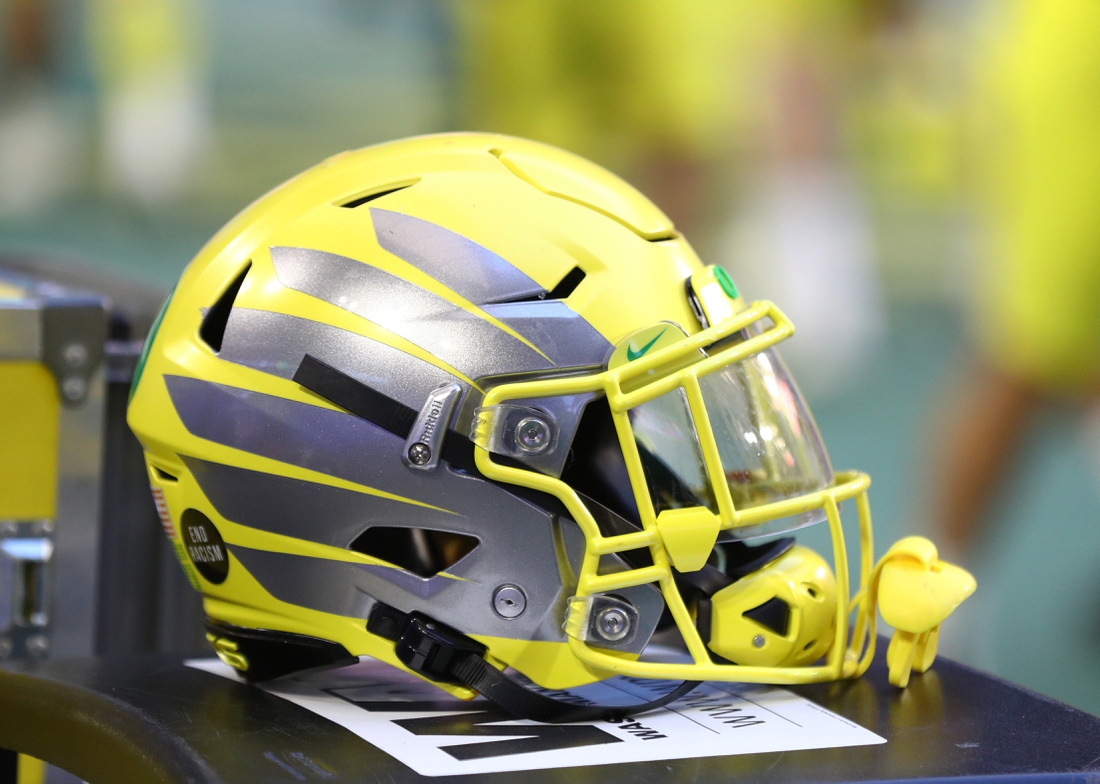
626;329;667;361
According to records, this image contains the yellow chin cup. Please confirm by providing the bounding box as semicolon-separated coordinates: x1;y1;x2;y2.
873;536;976;687
707;546;838;668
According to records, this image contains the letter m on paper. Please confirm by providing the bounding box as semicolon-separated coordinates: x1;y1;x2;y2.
393;710;623;761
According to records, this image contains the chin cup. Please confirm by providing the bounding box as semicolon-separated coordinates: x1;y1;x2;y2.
705;545;838;668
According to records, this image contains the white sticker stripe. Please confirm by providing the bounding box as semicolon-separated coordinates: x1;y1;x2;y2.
151;486;175;539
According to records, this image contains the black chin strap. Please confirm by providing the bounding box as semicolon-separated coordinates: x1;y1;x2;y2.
450;648;700;724
369;605;699;724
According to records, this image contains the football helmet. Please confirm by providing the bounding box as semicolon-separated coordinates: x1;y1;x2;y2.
128;133;974;720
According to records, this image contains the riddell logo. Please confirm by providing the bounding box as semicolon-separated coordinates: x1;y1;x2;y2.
417;397;445;443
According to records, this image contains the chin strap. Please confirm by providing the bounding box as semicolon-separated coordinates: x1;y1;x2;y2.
369;605;699;724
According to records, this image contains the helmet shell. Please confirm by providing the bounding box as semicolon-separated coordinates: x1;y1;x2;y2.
128;133;707;691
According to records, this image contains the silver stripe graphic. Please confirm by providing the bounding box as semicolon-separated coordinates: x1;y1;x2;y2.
230;546;381;619
358;563;457;600
483;300;612;369
165;376;530;516
229;528;661;649
371;208;545;305
271;246;552;379
218;308;462;411
182;457;461;547
229;515;572;641
171;383;664;648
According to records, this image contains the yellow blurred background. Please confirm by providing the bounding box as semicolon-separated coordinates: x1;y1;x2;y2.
3;0;1100;715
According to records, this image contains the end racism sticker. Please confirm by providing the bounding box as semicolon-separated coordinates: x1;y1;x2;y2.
187;657;884;777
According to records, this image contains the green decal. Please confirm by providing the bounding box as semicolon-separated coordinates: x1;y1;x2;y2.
713;266;739;299
626;329;667;362
129;284;176;402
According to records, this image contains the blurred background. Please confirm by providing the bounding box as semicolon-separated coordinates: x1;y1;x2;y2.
2;0;1099;715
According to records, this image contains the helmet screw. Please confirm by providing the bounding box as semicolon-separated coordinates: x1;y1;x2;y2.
515;416;550;454
62;376;86;402
492;585;527;619
595;606;632;642
752;634;766;648
407;443;431;466
25;635;49;658
62;342;88;368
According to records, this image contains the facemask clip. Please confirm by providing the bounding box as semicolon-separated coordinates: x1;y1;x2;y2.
472;404;559;461
564;594;640;649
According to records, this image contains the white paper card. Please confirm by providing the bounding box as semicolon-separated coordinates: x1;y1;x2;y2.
187;657;884;777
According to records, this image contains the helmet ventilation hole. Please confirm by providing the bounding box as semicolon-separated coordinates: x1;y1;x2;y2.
150;465;178;483
339;180;418;209
546;266;586;299
350;526;479;578
199;262;251;353
742;596;791;636
493;265;587;303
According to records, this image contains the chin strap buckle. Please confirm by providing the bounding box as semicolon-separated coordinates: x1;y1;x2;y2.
396;614;487;683
366;602;699;723
369;604;486;684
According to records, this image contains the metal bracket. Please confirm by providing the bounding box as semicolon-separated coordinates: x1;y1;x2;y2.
402;383;461;471
0;271;108;408
0;520;54;660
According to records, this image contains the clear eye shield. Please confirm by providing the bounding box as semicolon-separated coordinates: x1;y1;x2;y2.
473;301;835;539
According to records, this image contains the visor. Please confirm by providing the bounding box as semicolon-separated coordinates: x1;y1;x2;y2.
630;346;832;536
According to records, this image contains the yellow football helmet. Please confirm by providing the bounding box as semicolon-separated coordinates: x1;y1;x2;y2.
128;133;974;721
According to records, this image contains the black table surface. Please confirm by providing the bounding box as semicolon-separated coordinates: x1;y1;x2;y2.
2;646;1099;784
